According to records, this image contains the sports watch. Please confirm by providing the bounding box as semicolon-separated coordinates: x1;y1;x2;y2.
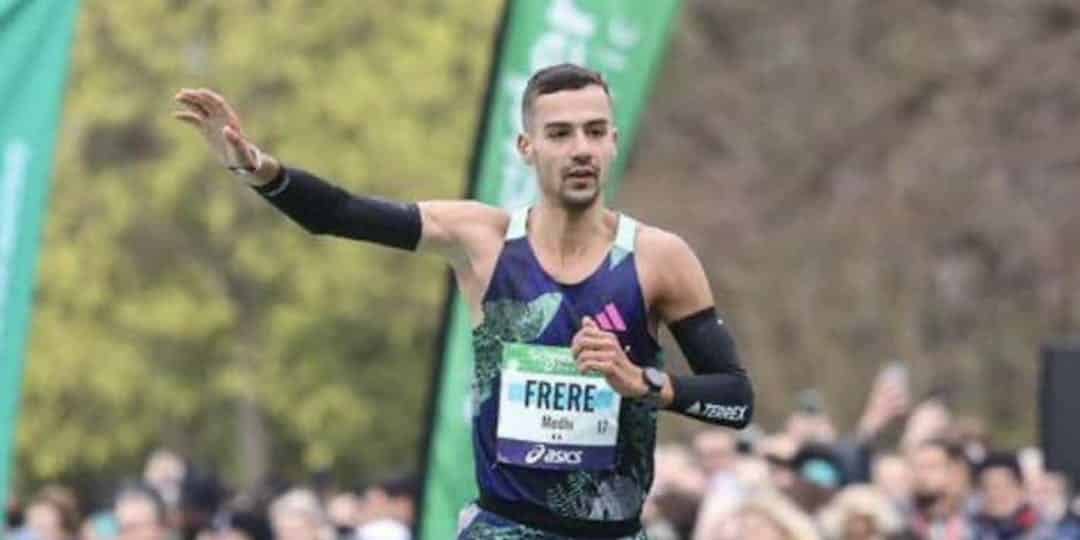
641;367;669;408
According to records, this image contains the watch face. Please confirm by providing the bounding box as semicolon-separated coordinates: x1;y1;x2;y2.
644;368;665;389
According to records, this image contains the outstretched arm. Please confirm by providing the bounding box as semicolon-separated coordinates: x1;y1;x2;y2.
172;88;498;263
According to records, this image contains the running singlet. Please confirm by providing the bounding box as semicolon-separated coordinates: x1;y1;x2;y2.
470;206;662;529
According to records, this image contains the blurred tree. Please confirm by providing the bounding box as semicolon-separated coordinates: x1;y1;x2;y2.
19;0;500;494
622;0;1080;448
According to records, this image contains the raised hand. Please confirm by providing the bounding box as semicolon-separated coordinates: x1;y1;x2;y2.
173;88;266;176
571;316;647;398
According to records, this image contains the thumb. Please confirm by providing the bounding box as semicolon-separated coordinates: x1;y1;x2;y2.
582;316;597;329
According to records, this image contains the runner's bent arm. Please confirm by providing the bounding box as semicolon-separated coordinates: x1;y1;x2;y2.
652;232;754;428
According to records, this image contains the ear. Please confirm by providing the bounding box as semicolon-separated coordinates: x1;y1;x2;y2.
517;133;533;165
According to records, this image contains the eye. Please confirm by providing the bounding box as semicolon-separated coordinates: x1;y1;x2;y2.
548;130;570;139
588;127;607;137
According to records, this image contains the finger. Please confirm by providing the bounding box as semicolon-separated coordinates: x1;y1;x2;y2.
571;327;606;353
582;316;598;329
577;350;613;365
174;88;197;103
173;110;204;127
176;94;211;118
580;325;608;341
200;88;242;128
578;360;614;376
195;88;227;117
571;337;584;358
573;336;611;356
191;89;229;124
177;100;209;120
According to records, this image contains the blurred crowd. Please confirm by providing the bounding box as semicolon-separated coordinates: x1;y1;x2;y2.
6;364;1079;540
3;452;418;540
643;366;1080;540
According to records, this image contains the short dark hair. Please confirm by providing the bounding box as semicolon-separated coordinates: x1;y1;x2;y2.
374;472;419;501
977;452;1024;484
521;63;611;130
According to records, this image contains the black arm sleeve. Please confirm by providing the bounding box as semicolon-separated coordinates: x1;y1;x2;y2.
252;165;422;251
666;307;754;428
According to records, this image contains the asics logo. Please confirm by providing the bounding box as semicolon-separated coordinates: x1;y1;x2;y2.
525;445;547;464
524;444;583;465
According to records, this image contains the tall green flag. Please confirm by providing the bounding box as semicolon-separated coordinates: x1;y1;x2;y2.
0;0;81;523
418;1;682;537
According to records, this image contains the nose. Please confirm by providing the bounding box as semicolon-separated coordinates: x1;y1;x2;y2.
570;131;592;163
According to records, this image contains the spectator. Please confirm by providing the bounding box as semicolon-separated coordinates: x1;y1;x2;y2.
326;490;362;539
1031;471;1080;539
22;485;81;540
269;489;330;540
723;490;821;540
971;453;1052;540
356;474;417;540
177;467;226;540
645;444;708;540
114;484;171;540
143;450;186;516
819;485;905;540
908;439;972;540
785;444;844;514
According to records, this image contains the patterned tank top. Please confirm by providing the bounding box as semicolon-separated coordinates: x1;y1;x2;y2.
470;206;662;523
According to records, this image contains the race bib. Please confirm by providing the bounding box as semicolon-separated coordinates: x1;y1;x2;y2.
496;342;621;471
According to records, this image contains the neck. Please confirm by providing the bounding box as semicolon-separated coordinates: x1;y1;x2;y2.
530;199;612;259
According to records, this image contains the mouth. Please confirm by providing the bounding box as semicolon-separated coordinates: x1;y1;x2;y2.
564;168;599;187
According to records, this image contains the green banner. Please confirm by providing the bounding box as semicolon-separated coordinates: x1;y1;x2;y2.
0;0;81;524
419;1;681;537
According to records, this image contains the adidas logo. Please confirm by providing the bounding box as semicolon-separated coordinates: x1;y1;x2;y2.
593;303;626;332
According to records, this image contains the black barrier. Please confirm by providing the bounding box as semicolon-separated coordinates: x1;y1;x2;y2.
1040;339;1080;489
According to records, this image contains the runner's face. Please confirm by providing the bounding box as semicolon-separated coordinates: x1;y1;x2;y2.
518;85;617;210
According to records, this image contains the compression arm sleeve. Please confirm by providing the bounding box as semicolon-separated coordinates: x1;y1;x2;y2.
253;166;422;251
666;307;754;428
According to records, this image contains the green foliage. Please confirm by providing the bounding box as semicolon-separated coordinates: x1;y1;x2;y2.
20;0;500;491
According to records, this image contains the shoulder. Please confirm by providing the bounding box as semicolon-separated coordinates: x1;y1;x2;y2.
635;222;700;268
632;221;714;321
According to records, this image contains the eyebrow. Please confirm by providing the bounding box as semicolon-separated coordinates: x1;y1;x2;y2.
543;119;610;130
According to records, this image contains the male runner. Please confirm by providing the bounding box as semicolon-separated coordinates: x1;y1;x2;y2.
174;63;753;539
